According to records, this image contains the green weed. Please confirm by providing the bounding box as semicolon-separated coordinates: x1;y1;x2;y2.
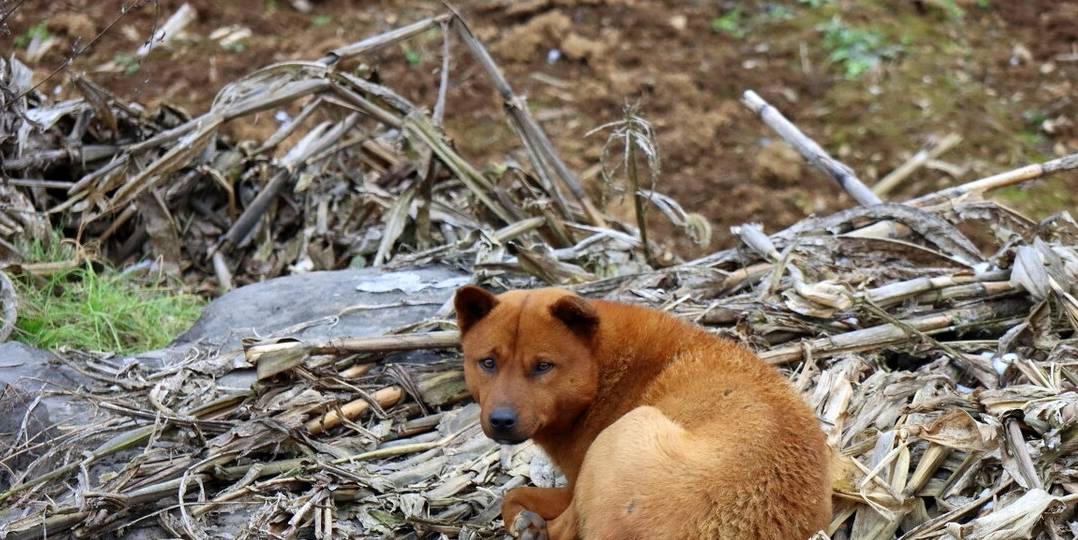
112;53;141;75
401;44;423;67
937;0;966;19
768;5;795;21
711;9;747;39
819;17;899;79
223;40;248;53
14;22;50;49
13;234;204;353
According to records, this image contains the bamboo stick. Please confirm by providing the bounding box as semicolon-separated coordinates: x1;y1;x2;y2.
306;386;404;435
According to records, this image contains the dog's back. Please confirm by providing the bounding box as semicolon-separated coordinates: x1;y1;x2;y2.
574;301;831;539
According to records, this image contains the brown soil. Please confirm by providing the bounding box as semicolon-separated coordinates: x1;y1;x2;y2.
4;0;1076;257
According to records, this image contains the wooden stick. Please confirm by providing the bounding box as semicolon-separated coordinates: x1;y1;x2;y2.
1003;417;1042;489
761;298;1028;365
310;331;461;355
211;251;234;292
908;152;1078;208
246;331;461;379
339;363;373;379
865;272;1012;308
215;430;461;482
415;23;452;250
322;14;452;65
451;15;605;227
306;386;404;435
0;270;16;342
3;178;76;189
2;145;119;171
136;3;197;58
4;511;93;540
873;133;962;197
741;90;881;206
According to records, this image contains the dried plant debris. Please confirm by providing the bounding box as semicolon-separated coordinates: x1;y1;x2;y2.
3;11;1078;540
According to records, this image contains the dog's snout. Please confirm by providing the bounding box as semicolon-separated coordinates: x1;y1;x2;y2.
489;407;518;432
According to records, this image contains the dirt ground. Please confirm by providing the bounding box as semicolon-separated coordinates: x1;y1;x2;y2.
3;0;1076;257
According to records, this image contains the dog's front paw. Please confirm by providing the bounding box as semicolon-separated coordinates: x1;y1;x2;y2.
508;510;549;540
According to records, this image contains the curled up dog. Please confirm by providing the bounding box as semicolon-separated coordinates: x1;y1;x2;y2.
455;285;832;540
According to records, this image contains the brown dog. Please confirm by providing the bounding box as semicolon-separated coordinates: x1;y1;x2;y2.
455;286;831;540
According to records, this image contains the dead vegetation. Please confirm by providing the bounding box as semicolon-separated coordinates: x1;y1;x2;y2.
2;9;1078;540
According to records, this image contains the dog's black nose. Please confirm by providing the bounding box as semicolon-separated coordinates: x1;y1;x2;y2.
489;408;518;432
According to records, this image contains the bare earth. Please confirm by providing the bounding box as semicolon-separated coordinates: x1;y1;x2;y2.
3;0;1075;256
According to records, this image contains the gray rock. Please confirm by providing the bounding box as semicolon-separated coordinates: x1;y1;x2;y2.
0;342;88;427
0;342;90;491
174;265;469;351
116;265;469;373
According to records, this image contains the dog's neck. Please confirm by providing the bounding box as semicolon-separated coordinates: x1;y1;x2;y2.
533;300;701;481
593;299;699;392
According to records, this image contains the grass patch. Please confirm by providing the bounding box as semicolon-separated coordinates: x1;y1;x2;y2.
14;22;49;49
401;43;423;67
819;17;900;79
13;234;204;353
711;9;747;39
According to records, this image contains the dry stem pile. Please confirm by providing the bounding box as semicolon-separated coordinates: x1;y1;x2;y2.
2;11;1078;540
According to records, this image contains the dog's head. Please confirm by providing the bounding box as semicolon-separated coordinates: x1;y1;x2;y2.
454;286;600;444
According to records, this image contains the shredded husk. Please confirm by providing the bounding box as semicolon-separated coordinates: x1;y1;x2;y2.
2;11;1078;540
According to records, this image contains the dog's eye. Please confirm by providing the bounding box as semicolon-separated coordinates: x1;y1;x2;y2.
534;361;554;374
478;357;497;372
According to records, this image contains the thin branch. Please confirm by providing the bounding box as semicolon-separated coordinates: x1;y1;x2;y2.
908;152;1078;208
741;90;882;206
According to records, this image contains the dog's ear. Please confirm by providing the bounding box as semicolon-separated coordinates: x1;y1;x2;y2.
455;286;498;334
550;295;599;338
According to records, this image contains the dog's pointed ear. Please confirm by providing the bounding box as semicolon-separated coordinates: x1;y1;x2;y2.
455;286;498;334
550;295;599;338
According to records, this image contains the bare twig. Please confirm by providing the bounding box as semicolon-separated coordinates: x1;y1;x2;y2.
909;152;1078;208
873;133;962;197
211;252;233;292
0;269;16;341
451;15;605;227
742;90;882;206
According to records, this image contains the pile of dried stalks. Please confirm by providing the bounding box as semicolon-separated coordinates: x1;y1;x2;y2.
3;11;1078;540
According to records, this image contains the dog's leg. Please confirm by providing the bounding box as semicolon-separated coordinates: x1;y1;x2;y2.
506;504;580;540
542;503;580;540
502;486;573;539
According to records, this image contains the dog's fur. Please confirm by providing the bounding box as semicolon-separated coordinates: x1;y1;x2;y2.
455;286;831;540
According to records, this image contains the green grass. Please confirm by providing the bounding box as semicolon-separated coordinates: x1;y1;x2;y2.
14;22;49;49
819;17;900;79
13;234;204;353
401;44;423;67
711;9;747;39
112;53;142;75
